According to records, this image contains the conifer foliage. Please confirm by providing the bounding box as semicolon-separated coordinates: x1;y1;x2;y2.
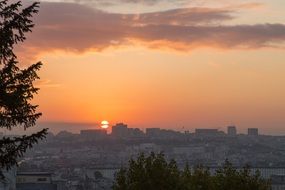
0;0;47;170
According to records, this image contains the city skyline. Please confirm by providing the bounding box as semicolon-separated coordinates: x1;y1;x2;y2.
17;0;285;134
3;121;282;136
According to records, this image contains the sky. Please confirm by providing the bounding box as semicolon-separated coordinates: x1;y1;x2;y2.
15;0;285;134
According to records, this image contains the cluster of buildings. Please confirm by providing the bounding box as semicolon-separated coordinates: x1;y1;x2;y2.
78;123;260;141
1;123;284;190
226;126;259;136
78;123;184;141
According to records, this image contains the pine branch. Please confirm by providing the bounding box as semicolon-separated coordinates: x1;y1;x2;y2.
0;128;48;170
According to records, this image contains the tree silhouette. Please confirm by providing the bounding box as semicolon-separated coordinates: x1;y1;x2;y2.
0;0;47;171
113;152;181;190
114;152;271;190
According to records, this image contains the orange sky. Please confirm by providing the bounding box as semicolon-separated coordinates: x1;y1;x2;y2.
17;0;285;134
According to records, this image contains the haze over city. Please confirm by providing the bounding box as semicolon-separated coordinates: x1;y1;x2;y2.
16;0;285;135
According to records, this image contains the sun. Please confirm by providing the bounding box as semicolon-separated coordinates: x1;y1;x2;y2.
101;120;109;129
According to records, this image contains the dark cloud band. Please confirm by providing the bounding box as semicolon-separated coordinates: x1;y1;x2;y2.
21;1;285;55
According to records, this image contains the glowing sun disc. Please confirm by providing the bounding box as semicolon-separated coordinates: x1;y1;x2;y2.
101;120;109;125
101;120;109;129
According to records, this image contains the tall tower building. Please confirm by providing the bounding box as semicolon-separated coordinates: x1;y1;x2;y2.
227;126;237;136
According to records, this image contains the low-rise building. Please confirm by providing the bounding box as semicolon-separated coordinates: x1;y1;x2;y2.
17;172;57;190
80;129;108;140
271;175;285;190
0;167;16;190
248;128;259;136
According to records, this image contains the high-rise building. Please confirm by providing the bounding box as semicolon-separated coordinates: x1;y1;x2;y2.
112;123;144;139
248;128;258;136
112;123;128;138
227;126;237;136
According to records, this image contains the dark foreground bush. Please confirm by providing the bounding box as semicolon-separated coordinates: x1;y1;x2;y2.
113;152;271;190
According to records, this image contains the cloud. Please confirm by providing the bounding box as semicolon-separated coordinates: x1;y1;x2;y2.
124;8;234;26
39;0;264;9
35;79;62;88
19;1;285;57
132;24;285;49
40;0;197;6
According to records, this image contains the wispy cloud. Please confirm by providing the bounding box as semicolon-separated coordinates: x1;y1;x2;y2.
39;0;264;10
35;79;62;88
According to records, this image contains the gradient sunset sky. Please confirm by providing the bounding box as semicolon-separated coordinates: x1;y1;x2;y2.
18;0;285;134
